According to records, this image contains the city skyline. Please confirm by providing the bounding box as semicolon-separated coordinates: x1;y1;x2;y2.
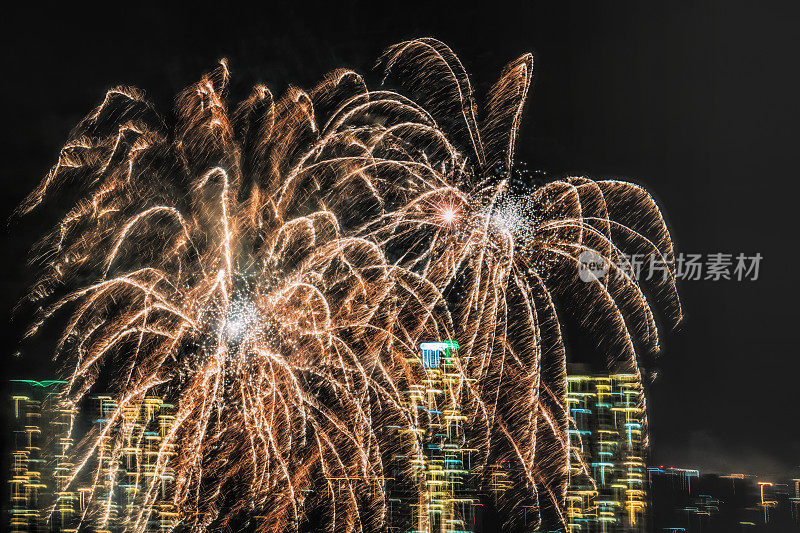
8;369;798;532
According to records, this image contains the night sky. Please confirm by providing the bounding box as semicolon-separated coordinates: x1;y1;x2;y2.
1;1;798;483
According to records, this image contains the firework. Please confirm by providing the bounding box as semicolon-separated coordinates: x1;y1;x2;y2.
18;38;679;532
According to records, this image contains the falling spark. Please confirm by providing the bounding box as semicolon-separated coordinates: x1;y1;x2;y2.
18;38;680;532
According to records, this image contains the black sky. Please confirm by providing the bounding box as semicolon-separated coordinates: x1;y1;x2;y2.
1;1;798;479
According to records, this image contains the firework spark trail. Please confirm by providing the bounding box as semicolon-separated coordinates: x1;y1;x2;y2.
19;38;679;532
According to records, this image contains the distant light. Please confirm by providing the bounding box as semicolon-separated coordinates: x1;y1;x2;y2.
420;341;459;351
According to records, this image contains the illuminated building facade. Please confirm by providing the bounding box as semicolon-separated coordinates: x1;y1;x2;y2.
8;381;176;532
83;394;177;532
386;340;479;533
9;380;76;532
566;370;647;533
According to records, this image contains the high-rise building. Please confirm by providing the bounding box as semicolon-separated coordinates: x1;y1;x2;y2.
386;340;479;533
8;381;176;532
565;370;647;533
9;379;77;533
83;394;177;532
